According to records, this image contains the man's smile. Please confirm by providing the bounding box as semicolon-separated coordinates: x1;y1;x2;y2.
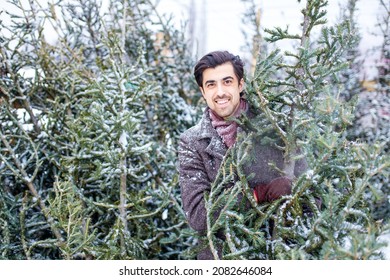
215;98;229;104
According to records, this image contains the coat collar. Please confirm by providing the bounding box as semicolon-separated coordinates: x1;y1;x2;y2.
198;107;227;161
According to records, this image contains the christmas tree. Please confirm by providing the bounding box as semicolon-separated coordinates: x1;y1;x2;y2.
0;0;197;259
348;0;390;221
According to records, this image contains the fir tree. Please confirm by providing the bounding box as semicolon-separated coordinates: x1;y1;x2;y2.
240;0;266;76
348;0;390;221
0;0;197;259
331;0;364;102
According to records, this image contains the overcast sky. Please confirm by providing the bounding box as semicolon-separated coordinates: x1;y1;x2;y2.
158;0;382;52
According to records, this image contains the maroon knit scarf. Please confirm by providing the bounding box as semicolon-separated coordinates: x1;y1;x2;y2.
209;98;248;148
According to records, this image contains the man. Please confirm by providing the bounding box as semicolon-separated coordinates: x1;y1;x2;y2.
178;51;307;259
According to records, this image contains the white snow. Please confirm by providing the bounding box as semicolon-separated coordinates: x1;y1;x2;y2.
119;130;128;149
162;208;168;220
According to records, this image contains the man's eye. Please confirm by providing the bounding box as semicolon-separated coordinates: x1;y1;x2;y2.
224;80;233;85
206;83;215;88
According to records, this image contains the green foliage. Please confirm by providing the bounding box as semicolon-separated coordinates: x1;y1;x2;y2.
1;0;389;261
0;0;197;259
347;0;390;221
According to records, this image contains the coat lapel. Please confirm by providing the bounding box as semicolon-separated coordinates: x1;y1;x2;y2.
198;108;227;161
205;136;226;161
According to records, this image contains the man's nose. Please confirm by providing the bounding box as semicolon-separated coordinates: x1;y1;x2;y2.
216;82;225;95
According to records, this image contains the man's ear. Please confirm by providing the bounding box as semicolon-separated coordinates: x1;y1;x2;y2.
239;78;244;92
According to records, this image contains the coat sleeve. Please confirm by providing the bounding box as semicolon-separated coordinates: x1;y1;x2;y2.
178;133;211;233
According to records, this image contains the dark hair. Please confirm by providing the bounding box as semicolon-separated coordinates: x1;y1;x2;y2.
194;50;244;88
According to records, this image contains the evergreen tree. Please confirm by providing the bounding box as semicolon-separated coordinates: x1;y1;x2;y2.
349;0;390;221
332;0;364;102
204;0;389;260
240;0;267;75
0;0;197;259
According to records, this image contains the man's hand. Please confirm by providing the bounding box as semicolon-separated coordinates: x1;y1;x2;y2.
253;177;292;203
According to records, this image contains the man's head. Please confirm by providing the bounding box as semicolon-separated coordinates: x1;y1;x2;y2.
194;51;245;119
194;51;245;89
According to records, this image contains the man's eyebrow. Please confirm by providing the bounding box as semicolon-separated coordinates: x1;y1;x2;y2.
204;76;234;85
205;76;234;84
222;76;234;81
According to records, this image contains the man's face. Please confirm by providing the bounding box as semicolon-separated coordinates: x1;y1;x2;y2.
200;62;244;119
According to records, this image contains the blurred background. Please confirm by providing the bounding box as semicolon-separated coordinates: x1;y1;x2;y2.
156;0;383;80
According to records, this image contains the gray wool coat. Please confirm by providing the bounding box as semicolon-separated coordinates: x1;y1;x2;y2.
178;106;307;259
